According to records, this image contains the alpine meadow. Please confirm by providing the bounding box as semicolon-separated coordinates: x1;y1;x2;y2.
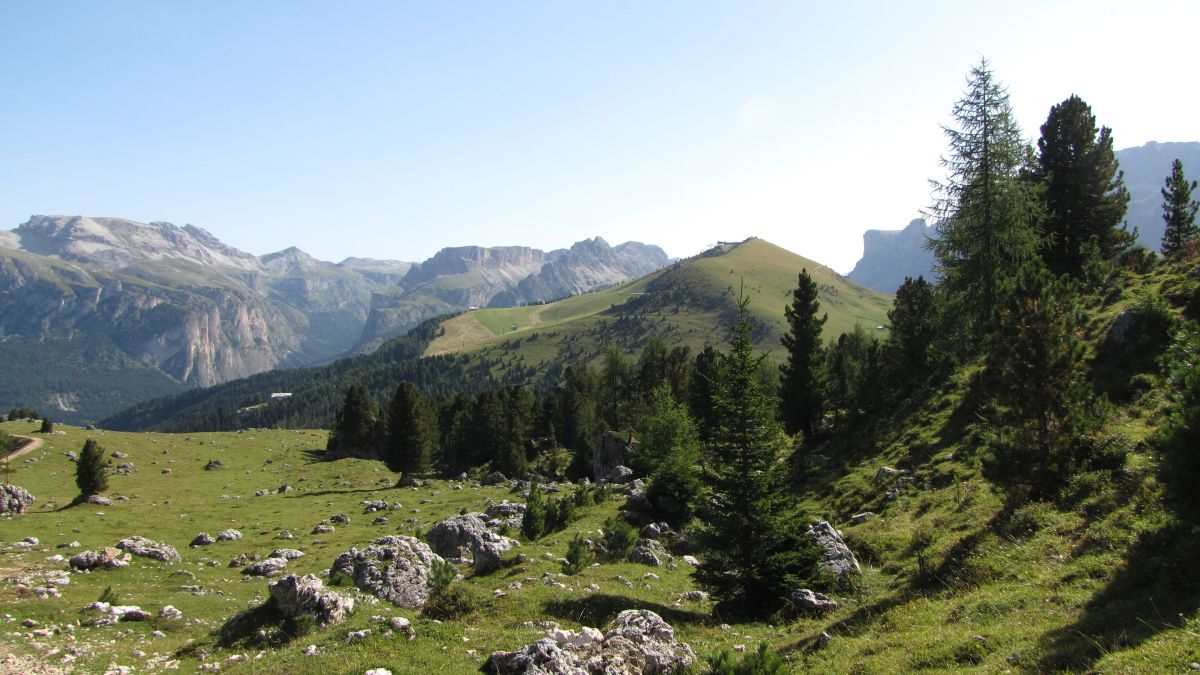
2;20;1200;675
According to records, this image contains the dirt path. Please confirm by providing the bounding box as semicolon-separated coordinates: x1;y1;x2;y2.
4;435;44;462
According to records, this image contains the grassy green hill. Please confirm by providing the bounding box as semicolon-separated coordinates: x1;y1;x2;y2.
427;238;892;376
2;256;1199;672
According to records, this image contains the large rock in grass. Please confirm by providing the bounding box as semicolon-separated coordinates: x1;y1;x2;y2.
790;588;838;613
116;536;180;563
268;574;354;625
69;547;129;571
330;536;443;609
242;557;288;577
484;609;696;674
427;513;518;573
484;501;526;529
628;538;670;567
0;484;35;515
805;521;860;578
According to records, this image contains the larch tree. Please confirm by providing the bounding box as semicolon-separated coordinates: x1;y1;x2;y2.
927;59;1042;339
779;269;826;439
1160;159;1199;255
1034;94;1131;276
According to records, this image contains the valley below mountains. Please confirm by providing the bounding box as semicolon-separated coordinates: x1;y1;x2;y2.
0;216;667;424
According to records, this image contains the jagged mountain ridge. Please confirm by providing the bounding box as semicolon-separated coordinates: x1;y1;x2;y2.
353;237;668;352
0;216;668;422
847;218;936;293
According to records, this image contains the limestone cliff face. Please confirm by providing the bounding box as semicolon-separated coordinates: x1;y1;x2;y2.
847;219;937;294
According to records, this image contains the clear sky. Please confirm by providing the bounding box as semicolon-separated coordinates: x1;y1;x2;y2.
1;1;1196;272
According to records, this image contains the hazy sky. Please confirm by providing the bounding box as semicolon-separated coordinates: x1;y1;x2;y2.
2;1;1196;272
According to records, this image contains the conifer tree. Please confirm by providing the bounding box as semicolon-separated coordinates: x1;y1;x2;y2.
75;438;109;497
327;383;377;455
695;291;821;615
779;269;826;439
1034;95;1131;276
1160;159;1199;255
982;262;1092;500
639;385;703;526
385;382;433;483
927;59;1042;337
884;276;937;389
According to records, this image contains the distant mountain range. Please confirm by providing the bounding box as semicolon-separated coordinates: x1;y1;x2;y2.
0;216;666;423
847;141;1200;293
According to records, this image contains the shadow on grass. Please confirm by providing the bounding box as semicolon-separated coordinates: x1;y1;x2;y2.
1034;520;1200;672
284;487;390;498
175;599;316;657
542;594;709;628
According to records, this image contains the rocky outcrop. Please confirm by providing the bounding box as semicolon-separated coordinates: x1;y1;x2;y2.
484;609;696;674
847;218;937;294
330;536;443;609
790;588;838;613
268;574;354;625
0;484;35;515
427;513;519;572
69;547;130;571
115;536;180;563
805;521;860;578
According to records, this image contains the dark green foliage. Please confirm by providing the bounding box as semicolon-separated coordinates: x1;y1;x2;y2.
39;418;54;434
599;345;636;431
779;270;827;439
473;386;533;477
928;59;1042;338
563;534;591;575
825;325;883;422
326;384;378;457
707;642;787;675
639;386;703;527
384;382;434;481
688;346;721;443
6;407;40;421
696;291;822;615
1160;159;1199;255
1157;324;1200;518
884;276;938;392
75;438;109;496
423;560;484;619
521;482;547;540
1034;95;1131;276
555;366;601;477
981;264;1094;500
600;515;638;561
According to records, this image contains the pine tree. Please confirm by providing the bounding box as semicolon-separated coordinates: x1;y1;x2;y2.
779;270;826;439
1160;159;1199;255
884;276;937;389
385;382;433;483
76;438;109;496
982;262;1092;500
1034;95;1131;276
695;291;821;615
327;384;377;455
927;59;1042;337
39;418;54;434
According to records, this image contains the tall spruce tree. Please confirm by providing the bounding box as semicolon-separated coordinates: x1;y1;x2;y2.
695;291;820;615
1160;159;1199;255
76;438;109;497
1034;95;1131;276
385;382;433;483
779;269;826;439
327;383;378;455
927;59;1042;338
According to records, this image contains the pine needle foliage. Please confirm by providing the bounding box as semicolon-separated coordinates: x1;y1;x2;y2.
696;288;821;615
75;438;109;497
1160;159;1199;256
384;382;433;483
779;269;826;439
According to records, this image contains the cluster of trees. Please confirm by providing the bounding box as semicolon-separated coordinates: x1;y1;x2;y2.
319;59;1200;615
6;407;40;421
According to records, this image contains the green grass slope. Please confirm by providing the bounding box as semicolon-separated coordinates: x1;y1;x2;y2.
428;238;892;376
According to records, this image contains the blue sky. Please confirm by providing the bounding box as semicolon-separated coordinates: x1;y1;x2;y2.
2;1;1196;272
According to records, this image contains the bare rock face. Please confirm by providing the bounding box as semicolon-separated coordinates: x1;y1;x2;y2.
116;536;180;563
805;521;860;578
242;557;288;577
485;609;696;674
628;539;670;567
268;574;354;625
0;484;35;515
69;547;130;571
427;514;519;572
330;536;443;609
484;501;525;529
